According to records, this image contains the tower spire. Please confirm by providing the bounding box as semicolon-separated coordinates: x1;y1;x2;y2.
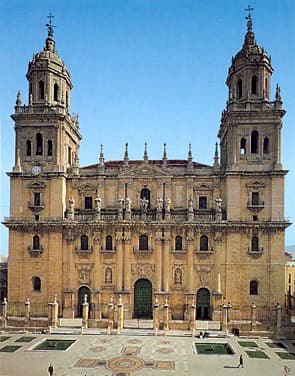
245;4;254;31
162;143;167;167
143;142;148;162
124;142;129;166
45;13;56;52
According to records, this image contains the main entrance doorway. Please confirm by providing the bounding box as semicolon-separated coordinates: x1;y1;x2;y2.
78;286;91;318
196;288;210;319
134;279;152;319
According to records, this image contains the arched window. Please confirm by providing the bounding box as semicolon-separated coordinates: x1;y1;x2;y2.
175;236;182;251
47;140;53;156
251;236;259;252
39;80;44;99
251;130;259;154
265;78;268;97
33;235;40;250
32;276;41;291
249;280;258;295
240;138;246;155
34;192;41;206
105;267;112;284
106;236;113;251
140;188;150;209
81;235;89;250
54;83;59;101
251;75;257;94
237;79;243;99
263;137;269;154
139;235;148;251
200;235;208;251
26;140;32;156
36;133;43;155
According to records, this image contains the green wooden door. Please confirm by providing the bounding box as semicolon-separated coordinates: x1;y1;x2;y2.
196;288;210;319
134;279;152;319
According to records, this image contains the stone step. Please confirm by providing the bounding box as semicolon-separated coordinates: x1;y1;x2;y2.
59;318;82;327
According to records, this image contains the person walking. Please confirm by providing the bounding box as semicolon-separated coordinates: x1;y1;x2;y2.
48;364;54;375
237;354;244;368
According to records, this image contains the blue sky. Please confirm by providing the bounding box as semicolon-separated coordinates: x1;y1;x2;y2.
0;0;294;255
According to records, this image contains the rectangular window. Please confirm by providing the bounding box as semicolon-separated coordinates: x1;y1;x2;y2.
199;196;207;209
251;192;259;206
85;196;93;209
34;192;41;206
68;146;72;165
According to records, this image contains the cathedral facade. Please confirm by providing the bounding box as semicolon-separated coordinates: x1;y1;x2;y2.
5;15;289;323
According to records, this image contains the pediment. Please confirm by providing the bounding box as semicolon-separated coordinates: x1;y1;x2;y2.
78;183;97;191
118;163;169;177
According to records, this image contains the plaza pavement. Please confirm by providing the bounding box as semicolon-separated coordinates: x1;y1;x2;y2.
0;329;294;375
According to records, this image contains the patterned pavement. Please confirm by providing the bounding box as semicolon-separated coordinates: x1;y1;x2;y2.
0;331;295;375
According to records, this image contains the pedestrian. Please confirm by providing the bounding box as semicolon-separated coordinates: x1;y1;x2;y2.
48;363;54;375
237;354;244;368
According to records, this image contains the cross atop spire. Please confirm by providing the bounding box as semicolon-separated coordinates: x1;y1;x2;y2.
245;4;254;31
46;13;55;38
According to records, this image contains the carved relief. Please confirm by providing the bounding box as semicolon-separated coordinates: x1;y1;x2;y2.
76;263;93;285
131;263;155;278
195;265;212;285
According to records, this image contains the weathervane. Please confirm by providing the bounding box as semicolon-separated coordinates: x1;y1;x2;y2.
46;13;55;38
245;4;254;31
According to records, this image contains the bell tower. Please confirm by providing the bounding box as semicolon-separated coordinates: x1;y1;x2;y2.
218;8;285;172
11;14;81;175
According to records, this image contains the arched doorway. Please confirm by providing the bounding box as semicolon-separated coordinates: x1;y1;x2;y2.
134;279;152;319
77;286;91;318
196;288;210;319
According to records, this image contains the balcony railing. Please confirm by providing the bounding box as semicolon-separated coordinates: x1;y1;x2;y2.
100;247;116;253
247;201;264;212
195;248;214;255
248;247;264;254
27;245;43;257
133;246;153;253
74;246;93;255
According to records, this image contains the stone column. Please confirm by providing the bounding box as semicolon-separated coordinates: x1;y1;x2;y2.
82;294;89;329
2;298;7;328
275;302;282;339
93;291;102;320
155;238;162;291
62;290;75;318
162;238;170;292
123;236;131;292
25;298;31;322
107;296;114;334
251;302;257;330
153;296;160;333
51;296;59;329
116;236;123;292
190;297;196;335
163;297;169;335
117;295;124;333
186;230;194;293
221;302;228;334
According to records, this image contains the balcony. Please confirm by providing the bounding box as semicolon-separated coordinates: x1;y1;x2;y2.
74;246;93;256
28;201;45;213
133;246;153;253
247;201;264;212
28;245;43;257
248;246;264;255
100;246;116;254
195;248;214;255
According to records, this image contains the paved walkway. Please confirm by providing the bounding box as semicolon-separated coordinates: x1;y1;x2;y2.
0;330;294;375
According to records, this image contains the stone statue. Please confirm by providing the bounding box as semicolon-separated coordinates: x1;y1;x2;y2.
125;197;131;212
175;268;182;285
165;197;171;211
140;197;149;213
69;196;75;210
215;197;222;213
95;196;102;211
105;268;112;283
118;197;124;209
157;197;163;211
188;197;194;212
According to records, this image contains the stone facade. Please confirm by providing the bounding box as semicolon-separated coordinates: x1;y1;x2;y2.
4;16;290;323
